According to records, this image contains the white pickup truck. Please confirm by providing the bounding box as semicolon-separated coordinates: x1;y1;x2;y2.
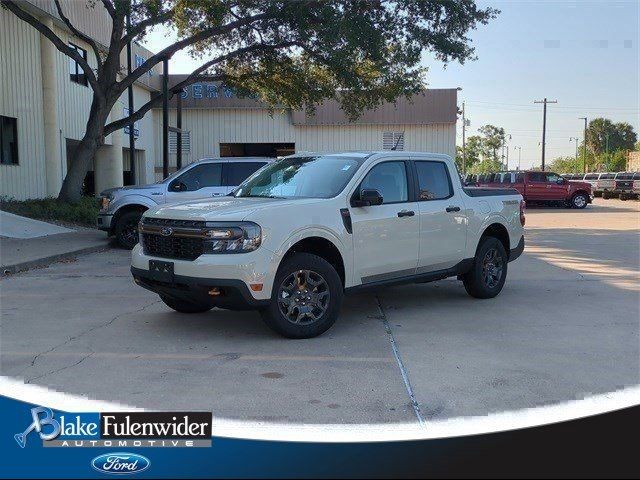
131;152;525;338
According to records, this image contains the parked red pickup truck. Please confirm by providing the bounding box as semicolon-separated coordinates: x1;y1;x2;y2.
477;171;593;208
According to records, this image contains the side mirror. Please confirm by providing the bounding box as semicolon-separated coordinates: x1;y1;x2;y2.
352;188;383;207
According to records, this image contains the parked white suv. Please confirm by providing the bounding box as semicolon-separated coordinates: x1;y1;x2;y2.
98;157;271;248
131;152;525;338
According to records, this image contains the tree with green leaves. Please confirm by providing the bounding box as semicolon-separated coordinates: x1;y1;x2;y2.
469;158;502;174
478;124;505;162
586;118;637;155
455;135;483;172
1;0;498;202
549;156;583;174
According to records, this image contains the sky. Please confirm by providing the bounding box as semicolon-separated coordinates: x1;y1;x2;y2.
144;0;640;170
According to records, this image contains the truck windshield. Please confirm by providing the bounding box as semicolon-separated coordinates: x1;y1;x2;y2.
233;155;362;199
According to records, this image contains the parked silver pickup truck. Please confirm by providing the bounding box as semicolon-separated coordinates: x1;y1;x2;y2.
98;157;271;248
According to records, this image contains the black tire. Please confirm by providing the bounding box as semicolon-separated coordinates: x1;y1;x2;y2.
260;252;343;339
115;210;143;249
602;191;611;199
463;236;508;299
160;294;213;313
619;193;628;201
571;192;589;209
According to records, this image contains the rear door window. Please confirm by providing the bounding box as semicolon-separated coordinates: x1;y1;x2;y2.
528;172;546;182
414;161;452;200
223;162;267;186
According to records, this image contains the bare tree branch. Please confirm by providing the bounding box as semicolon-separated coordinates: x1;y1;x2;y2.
112;11;273;96
1;0;102;94
53;0;102;66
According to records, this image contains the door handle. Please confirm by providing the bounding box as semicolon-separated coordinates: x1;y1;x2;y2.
397;210;415;218
211;193;223;196
446;206;461;213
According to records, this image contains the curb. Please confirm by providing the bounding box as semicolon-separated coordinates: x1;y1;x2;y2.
1;244;109;275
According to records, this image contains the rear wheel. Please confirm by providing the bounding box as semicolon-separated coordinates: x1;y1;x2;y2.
260;253;343;339
571;193;588;209
602;191;611;199
619;193;628;201
463;236;508;299
160;294;213;313
115;210;143;249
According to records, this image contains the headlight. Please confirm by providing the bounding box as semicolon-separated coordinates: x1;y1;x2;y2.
99;196;111;210
202;222;261;254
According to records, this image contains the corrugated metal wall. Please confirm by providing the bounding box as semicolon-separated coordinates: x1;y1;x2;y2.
1;8;157;199
153;108;456;176
0;9;47;199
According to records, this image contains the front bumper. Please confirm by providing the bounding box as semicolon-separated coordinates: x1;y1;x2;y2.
130;244;279;302
131;266;270;310
97;213;113;232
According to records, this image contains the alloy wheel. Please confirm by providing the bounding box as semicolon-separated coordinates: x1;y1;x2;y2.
482;248;504;289
278;269;330;325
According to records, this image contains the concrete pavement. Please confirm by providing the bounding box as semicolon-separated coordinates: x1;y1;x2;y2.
0;211;110;274
1;198;638;424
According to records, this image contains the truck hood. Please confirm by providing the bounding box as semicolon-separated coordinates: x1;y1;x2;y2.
570;181;592;190
145;196;324;222
100;183;161;197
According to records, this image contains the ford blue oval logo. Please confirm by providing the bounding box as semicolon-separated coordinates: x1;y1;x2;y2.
91;452;150;475
160;227;173;236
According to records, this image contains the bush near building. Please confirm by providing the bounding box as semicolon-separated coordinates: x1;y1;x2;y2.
0;196;98;227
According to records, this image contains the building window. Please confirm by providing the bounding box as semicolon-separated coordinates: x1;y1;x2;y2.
1;116;19;165
382;131;404;150
69;42;88;86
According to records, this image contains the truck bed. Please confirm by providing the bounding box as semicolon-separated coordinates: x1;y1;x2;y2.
463;187;521;197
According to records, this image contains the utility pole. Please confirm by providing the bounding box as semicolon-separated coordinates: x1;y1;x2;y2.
514;146;522;170
579;117;588;173
534;98;558;171
126;9;136;184
461;101;466;174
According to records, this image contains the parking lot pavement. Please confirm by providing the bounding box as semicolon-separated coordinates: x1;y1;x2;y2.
1;198;638;424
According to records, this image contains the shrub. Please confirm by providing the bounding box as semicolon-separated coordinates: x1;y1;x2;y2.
0;196;99;227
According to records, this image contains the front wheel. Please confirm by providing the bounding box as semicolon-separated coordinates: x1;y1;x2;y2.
260;253;343;338
571;193;588;209
463;237;508;299
602;191;611;199
160;294;213;313
619;193;628;201
115;210;143;249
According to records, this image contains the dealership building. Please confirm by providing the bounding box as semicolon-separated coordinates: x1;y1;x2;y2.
1;1;458;201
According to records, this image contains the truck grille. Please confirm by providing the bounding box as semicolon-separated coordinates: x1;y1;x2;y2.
142;233;205;261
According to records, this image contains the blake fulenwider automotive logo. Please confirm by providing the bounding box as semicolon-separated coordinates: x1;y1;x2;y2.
16;407;212;447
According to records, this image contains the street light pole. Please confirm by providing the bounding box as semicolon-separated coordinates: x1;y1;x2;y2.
579;117;588;173
514;146;522;170
570;137;579;162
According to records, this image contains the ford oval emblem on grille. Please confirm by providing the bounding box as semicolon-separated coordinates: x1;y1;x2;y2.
161;227;173;236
